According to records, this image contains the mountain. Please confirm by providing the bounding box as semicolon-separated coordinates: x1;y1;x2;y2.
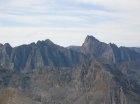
78;35;140;64
70;35;140;95
0;35;140;104
0;59;140;104
0;39;86;71
129;47;140;53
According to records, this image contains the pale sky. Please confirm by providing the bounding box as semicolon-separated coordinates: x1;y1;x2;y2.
0;0;140;47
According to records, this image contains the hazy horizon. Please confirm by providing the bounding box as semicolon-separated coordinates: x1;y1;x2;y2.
0;0;140;47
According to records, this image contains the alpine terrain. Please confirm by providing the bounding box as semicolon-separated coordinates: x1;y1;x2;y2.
0;35;140;104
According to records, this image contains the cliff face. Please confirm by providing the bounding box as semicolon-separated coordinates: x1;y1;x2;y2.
0;40;86;70
0;35;140;104
79;35;140;63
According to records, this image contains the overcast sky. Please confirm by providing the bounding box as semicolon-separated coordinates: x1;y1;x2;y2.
0;0;140;47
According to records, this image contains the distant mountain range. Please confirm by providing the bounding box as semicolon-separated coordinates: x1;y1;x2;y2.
0;35;140;104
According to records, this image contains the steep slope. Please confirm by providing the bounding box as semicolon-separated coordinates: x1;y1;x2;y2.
0;35;140;104
0;60;140;104
0;43;13;69
0;39;86;71
68;35;140;104
79;35;140;63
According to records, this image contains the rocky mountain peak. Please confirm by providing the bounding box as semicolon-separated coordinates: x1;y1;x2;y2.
81;35;108;58
4;43;12;49
84;35;100;45
80;35;140;64
45;39;54;44
36;39;54;47
2;43;12;56
0;43;3;47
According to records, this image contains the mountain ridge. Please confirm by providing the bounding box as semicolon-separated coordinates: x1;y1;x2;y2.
0;35;140;104
0;39;87;70
69;35;140;64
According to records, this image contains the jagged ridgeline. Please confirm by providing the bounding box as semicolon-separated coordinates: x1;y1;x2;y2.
0;35;140;104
